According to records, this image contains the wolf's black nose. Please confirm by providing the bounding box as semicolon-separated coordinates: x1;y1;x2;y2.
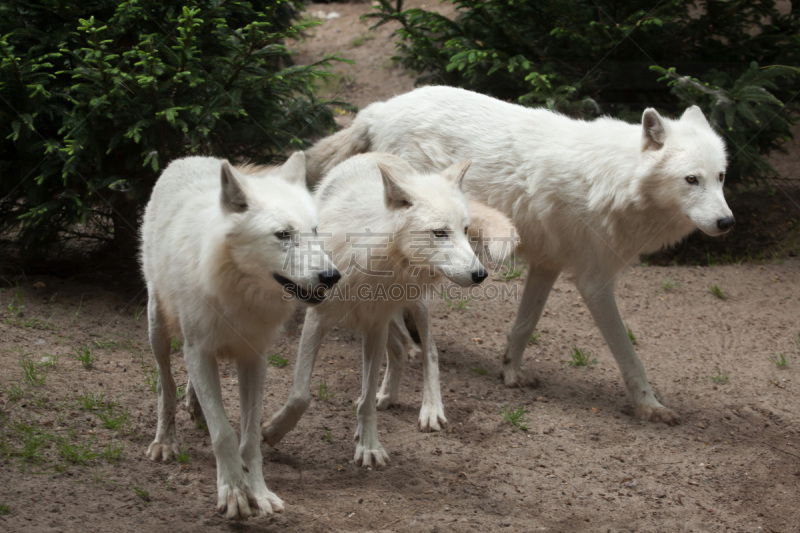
319;269;341;288
472;268;488;284
717;216;735;232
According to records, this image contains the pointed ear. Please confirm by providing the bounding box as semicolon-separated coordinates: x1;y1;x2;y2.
642;108;666;152
681;105;710;127
275;151;306;186
220;161;248;214
441;159;471;190
378;163;412;210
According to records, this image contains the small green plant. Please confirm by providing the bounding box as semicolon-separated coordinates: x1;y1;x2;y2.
20;356;47;386
500;405;530;432
323;427;333;444
56;432;97;466
13;421;51;464
317;380;335;401
77;390;106;411
133;485;151;503
709;284;727;300
170;337;182;353
93;339;118;350
70;345;96;369
98;405;130;432
5;291;25;319
176;383;187;400
133;300;147;322
470;366;488;376
176;446;191;464
101;441;125;463
661;278;678;292
710;367;729;384
497;261;523;281
528;332;540;345
2;382;24;402
193;417;208;431
568;346;597;367
268;353;289;368
444;294;471;310
627;326;637;345
770;353;788;368
0;503;10;516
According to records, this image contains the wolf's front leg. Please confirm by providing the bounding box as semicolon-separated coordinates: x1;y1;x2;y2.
238;356;284;516
408;299;446;432
145;293;179;462
184;345;255;520
354;323;390;468
501;266;560;387
577;276;679;425
262;308;331;446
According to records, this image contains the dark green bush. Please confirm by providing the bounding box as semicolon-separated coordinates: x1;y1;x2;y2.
0;0;348;262
370;0;800;185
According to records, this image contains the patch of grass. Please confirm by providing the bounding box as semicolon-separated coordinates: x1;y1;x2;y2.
93;339;118;350
5;291;25;320
470;366;488;376
74;293;85;319
101;441;125;463
3;381;25;402
268;353;289;368
500;405;529;432
710;367;729;384
528;332;540;345
70;345;96;369
12;421;51;464
57;432;97;465
709;284;727;300
133;485;151;503
98;405;130;432
193;416;208;431
497;260;524;281
20;356;48;386
444;294;471;310
0;503;9;515
170;336;182;353
627;326;637;345
133;299;147;321
568;346;597;367
661;278;678;291
770;353;788;368
76;390;106;411
323;427;333;444
176;383;187;400
317;380;335;402
176;446;190;464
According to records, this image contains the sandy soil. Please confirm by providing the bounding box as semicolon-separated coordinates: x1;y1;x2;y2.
1;2;799;532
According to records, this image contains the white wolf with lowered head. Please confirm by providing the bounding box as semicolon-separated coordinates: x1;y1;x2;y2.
140;153;340;520
262;152;488;468
304;85;734;424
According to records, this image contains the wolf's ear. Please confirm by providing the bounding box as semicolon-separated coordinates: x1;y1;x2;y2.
274;151;307;187
642;108;666;152
220;161;248;214
681;105;710;127
442;159;472;190
378;163;412;210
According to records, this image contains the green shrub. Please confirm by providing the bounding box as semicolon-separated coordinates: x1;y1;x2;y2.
370;0;799;185
0;0;348;261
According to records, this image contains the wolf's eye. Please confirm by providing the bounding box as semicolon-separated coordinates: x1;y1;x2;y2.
718;172;725;183
685;175;698;185
464;226;469;235
275;230;292;241
432;229;449;239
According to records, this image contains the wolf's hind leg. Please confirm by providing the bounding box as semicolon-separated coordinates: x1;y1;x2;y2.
577;275;679;425
376;313;408;410
145;292;179;462
501;266;560;387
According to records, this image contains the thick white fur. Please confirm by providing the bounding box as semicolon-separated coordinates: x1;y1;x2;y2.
262;152;487;467
304;86;735;424
140;153;338;519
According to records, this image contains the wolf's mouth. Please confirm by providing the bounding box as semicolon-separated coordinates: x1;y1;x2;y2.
273;274;327;305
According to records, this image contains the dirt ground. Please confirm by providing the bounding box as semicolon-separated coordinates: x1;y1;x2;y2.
2;2;800;532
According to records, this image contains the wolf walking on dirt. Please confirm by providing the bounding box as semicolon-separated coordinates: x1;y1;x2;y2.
304;86;735;424
140;153;340;519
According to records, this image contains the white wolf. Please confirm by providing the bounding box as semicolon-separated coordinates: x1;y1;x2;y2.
304;86;735;424
140;153;340;519
262;152;489;468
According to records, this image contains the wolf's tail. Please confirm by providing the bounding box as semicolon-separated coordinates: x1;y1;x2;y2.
305;118;372;188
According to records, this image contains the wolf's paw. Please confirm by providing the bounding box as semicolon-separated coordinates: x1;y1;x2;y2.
217;481;257;520
500;367;539;388
375;391;397;411
250;488;285;517
418;404;447;432
261;421;286;447
635;404;680;425
146;439;178;462
354;443;389;468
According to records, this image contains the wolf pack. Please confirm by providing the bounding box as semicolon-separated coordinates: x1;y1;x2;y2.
140;86;734;519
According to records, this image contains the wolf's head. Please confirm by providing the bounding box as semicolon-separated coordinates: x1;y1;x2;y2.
220;152;340;304
640;106;734;237
380;159;488;287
